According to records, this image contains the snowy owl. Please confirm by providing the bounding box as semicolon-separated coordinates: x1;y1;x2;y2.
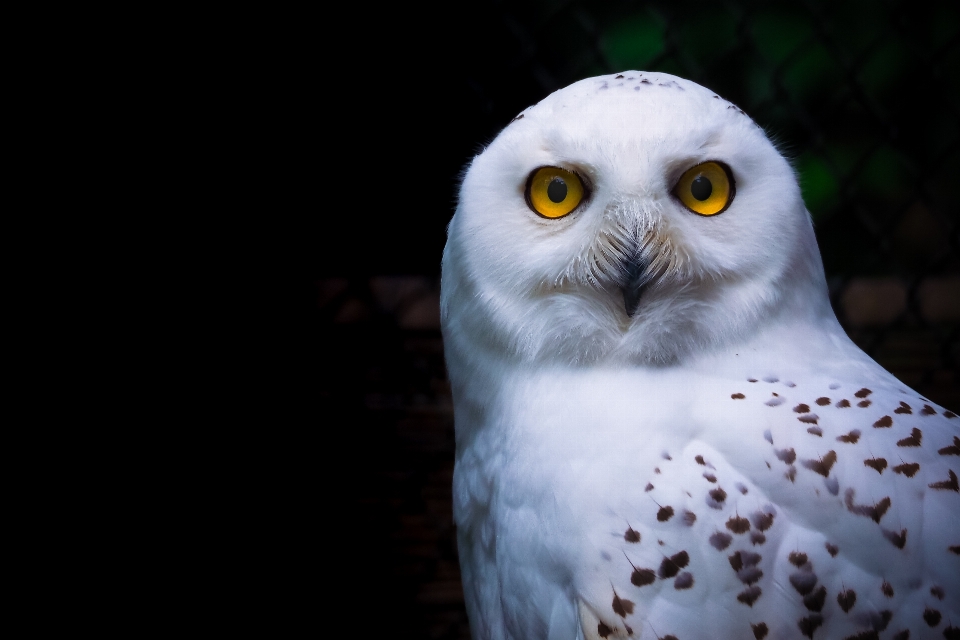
440;72;959;640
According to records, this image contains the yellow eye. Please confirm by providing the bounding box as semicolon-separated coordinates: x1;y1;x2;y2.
525;166;585;219
674;161;735;216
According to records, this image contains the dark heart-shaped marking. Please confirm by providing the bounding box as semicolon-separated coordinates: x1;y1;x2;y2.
775;448;796;464
938;436;960;456
801;450;837;477
893;462;919;477
658;551;689;578
737;565;763;584
837;429;861;443
708;487;727;507
737;585;761;606
882;528;907;549
896;428;921;447
874;415;893;428
674;572;694;590
798;615;823;638
790;571;818;595
611;592;634;617
923;608;941;627
803;585;827;612
837;588;856;612
872;610;892;630
845;489;891;523
929;469;959;492
630;567;655;587
751;511;774;531
727;515;750;533
709;531;732;550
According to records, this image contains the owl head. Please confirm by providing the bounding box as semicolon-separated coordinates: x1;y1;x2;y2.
441;72;836;367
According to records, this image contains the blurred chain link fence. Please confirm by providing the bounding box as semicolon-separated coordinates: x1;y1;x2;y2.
319;2;958;637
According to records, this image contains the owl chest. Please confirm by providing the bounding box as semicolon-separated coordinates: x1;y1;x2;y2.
473;370;707;549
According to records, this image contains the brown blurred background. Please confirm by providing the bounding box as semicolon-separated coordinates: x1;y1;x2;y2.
254;1;960;637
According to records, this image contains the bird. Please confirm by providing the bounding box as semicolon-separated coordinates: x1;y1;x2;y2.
439;71;959;640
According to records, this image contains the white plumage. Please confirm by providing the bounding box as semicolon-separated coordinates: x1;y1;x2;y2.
440;71;959;640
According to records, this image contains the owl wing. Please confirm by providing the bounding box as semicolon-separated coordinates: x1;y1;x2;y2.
573;372;959;639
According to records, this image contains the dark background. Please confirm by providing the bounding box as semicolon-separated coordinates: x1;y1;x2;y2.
255;2;958;637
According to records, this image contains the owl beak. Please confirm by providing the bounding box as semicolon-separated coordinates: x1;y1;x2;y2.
620;256;650;318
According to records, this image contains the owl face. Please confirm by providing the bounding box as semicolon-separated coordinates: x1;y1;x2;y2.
442;72;834;366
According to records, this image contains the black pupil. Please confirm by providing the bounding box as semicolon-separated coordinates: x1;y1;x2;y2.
547;177;567;203
690;175;712;201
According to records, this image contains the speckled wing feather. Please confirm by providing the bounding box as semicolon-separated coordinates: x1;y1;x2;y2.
565;372;959;640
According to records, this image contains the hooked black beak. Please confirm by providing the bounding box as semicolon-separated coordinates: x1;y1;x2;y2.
620;256;651;318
